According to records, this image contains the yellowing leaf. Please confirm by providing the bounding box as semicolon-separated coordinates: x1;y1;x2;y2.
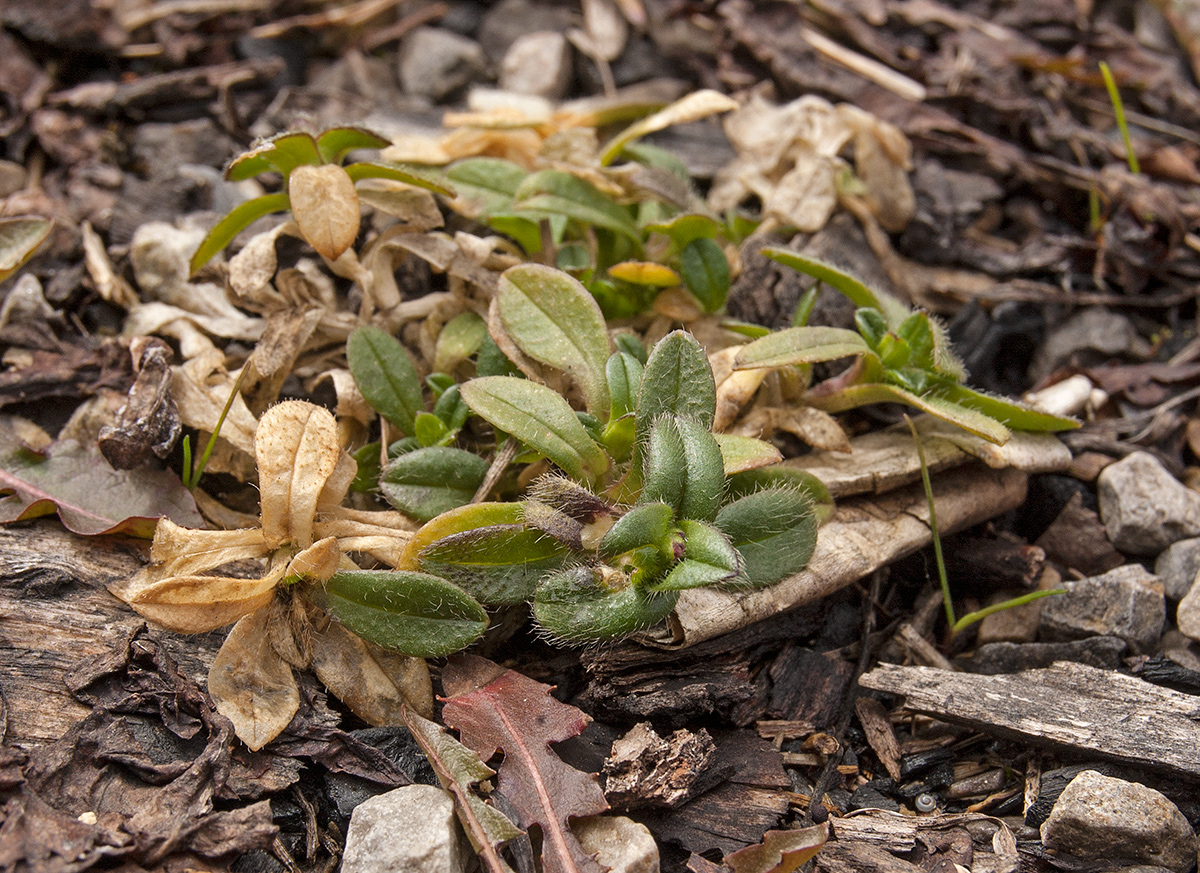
288;163;361;260
0;217;52;283
607;260;680;286
208;606;300;750
725;823;828;873
601;89;739;166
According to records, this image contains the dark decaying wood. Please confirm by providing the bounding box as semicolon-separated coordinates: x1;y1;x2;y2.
858;662;1200;779
0;521;220;748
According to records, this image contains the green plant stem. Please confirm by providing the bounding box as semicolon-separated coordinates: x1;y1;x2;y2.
186;367;248;492
906;416;955;629
1099;61;1140;174
951;589;1066;633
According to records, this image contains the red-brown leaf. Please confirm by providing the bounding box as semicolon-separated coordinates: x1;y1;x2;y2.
441;654;609;873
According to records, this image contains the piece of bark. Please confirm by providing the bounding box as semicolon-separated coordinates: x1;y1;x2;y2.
942;534;1044;593
814;841;926;873
858;662;1200;779
828;810;1016;861
637;730;791;857
602;722;724;811
649;463;1028;649
855;697;902;782
97;337;180;469
765;646;853;729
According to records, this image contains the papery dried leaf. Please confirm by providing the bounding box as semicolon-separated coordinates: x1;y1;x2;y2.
149;520;267;576
601;90;738;166
309;619;420;726
284;536;341;583
208;606;300;751
256;401;344;548
171;347;259;465
725;823;828;873
442;654;609;873
288;164;361;261
116;572;278;633
367;642;434;719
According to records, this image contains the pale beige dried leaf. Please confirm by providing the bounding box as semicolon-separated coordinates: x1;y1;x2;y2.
312;368;372;428
171;347;259;457
651;286;704;322
267;594;311;669
580;0;627;61
710;347;770;433
209;606;300;751
310;620;413;726
256;400;343;548
148;518;267;573
227;222;293;306
117;572;277;633
241;308;324;415
285;536;341;583
380;135;453;165
82;221;138;308
124;299;265;345
601;89;737;164
356;183;444;231
319;451;358;511
841;105;915;232
193;487;261;530
764;153;842;233
364;640;434;719
289;164;361;261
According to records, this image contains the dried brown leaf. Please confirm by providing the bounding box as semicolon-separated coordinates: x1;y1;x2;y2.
288;164;361;261
209;606;300;751
255;400;344;549
725;823;828;873
120;572;278;633
310;619;431;726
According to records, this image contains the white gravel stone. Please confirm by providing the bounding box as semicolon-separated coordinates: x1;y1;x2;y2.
501;31;572;99
342;784;466;873
1040;770;1196;873
398;27;488;103
1098;452;1200;555
574;814;660;873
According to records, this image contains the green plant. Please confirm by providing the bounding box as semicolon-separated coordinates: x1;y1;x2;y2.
343;263;827;644
734;250;1080;444
189;126;450;273
1099;61;1140;175
907;417;1064;635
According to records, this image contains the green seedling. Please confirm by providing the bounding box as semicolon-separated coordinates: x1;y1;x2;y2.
344;263;828;644
180;367;248;492
1099;61;1140;175
190;126;451;273
735;250;1080;444
907;417;1064;636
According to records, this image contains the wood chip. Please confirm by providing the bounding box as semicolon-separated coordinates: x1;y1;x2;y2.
859;662;1200;779
854;697;902;781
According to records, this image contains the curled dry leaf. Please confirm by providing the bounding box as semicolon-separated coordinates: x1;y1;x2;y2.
208;606;300;751
310;618;433;725
288;164;361;261
725;823;828;873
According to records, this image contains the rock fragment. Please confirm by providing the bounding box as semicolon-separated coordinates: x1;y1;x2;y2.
574;814;660;873
1038;564;1164;651
398;27;488;103
501;31;573;99
1098;452;1200;555
342;784;467;873
1040;770;1195;873
1154;536;1200;600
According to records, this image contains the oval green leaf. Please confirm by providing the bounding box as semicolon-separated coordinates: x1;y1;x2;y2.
735;326;871;370
636;330;716;443
650;520;741;591
533;567;680;642
380;446;489;522
459;376;609;484
936;383;1081;434
445;157;527;218
713;433;783;475
762;247;911;328
316;126;390;164
496;264;611;417
599;502;676;560
344;161;454;197
716;486;818;588
419;524;569;604
512;170;641;243
315;569;487;658
189;192;291;274
679;238;730;313
347;325;425;435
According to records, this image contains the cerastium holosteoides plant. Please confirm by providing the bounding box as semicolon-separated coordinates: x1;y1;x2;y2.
346;262;827;642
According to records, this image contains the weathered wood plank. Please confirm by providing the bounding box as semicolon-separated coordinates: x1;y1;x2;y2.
858;661;1200;779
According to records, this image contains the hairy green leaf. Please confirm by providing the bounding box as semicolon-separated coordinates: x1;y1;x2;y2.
420;524;569;604
606;352;643;421
725;467;833;522
735;326;871;369
713;433;782;475
380;447;489;522
599;502;675;560
645;213;720;249
716;486;818;588
651;520;741;591
347;325;425;435
533;566;680;642
935;383;1081;433
344;161;454;196
636;330;716;442
513;171;640;243
315;570;488;657
679;238;730;313
316;126;390;164
496;264;611;417
762;247;911;327
460;377;609;483
445;158;527;218
435;311;489;373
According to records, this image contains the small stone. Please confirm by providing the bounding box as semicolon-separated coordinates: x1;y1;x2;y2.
574;815;660;873
342;784;466;873
133;119;236;181
478;0;576;62
1154;537;1200;600
1038;564;1165;651
1174;579;1200;642
398;27;488;103
1040;770;1196;873
1098;452;1200;555
500;31;573;99
965;636;1127;674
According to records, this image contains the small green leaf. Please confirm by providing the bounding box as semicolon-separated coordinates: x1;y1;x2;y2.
607;352;643;420
636;331;716;443
344;161;454;197
716;486;818;588
679;238;730;313
713;433;783;475
314;570;488;658
608;261;681;287
347;325;425;435
735;326;871;369
877;333;910;369
614;332;647;364
725;467;833;522
762;247;911;327
496;264;611;417
432;385;470;435
897;312;936;370
0;217;52;283
599;502;676;560
434;311;489;374
533;566;680;642
641;415;725;522
189;192;291;273
316;126;390;164
935;383;1081;433
513;171;641;243
641;416;686;513
822;383;1013;444
401;502;525;567
227;132;321;181
413;412;448;447
351;442;382;493
445;157;527;218
459;377;609;484
854;308;889;349
645;213;720;249
380;447;488;522
651;520;741;591
420;524;569;604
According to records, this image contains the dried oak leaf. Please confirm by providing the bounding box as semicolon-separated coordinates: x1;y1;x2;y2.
0;421;202;537
442;654;610;873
